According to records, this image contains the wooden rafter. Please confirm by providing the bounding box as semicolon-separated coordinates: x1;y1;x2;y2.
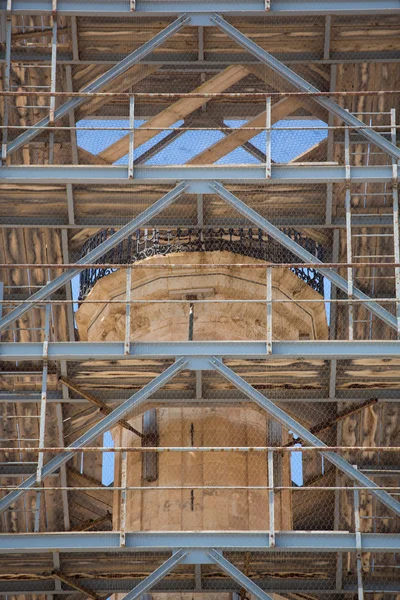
59;376;143;437
188;97;303;165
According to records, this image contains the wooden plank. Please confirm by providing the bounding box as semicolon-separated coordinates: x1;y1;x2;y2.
289;137;328;163
67;466;113;510
247;64;329;123
188;97;303;165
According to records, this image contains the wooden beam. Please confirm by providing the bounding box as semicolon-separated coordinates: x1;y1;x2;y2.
285;398;378;447
76;64;159;121
59;376;143;437
98;65;250;163
53;570;103;600
289;137;328;163
188;96;302;165
78;147;111;165
247;64;329;123
71;510;112;532
67;466;113;511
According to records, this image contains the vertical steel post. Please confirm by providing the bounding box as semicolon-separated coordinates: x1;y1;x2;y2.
128;95;135;179
55;401;70;530
0;358;188;515
391;109;400;337
266;267;272;353
268;450;275;547
49;8;57;125
70;16;79;61
345;123;354;340
120;450;128;547
353;467;365;600
0;182;188;333
325;65;337;225
65;65;78;166
36;302;51;484
210;14;400;162
210;181;397;331
34;491;41;533
124;267;132;355
1;0;12;163
197;194;204;227
48;132;55;164
265;96;272;179
331;226;343;590
210;357;400;517
35;299;51;532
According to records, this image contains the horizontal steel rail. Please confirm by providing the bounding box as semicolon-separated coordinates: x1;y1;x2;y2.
0;182;188;333
211;180;397;330
210;357;400;516
5;14;190;156
0;532;398;552
2;340;400;361
0;359;187;515
211;13;400;162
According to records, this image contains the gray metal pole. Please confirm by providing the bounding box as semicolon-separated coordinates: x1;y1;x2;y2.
210;357;400;517
122;550;188;600
7;14;190;156
210;180;397;331
0;181;188;333
207;549;274;600
0;358;188;515
210;13;400;162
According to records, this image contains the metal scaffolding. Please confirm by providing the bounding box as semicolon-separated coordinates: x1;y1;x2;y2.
0;2;400;598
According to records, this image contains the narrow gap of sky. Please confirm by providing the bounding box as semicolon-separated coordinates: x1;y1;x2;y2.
76;118;328;165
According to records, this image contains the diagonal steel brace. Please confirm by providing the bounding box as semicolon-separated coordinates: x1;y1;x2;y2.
0;358;188;515
210;356;400;517
210;180;397;331
0;181;188;332
7;14;190;156
210;13;400;162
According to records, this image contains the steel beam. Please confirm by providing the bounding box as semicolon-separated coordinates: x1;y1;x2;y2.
3;340;400;361
0;165;394;184
0;578;398;595
0;181;188;333
6;14;190;156
0;358;187;515
0;214;396;230
207;550;274;600
0;531;399;553
2;0;399;15
211;180;397;331
209;357;400;516
210;14;400;162
121;551;189;600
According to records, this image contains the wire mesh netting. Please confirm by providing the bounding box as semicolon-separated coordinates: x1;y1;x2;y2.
0;7;400;600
